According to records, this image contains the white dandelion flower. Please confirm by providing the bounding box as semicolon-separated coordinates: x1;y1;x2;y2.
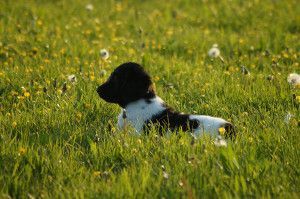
67;74;77;83
208;44;220;58
287;73;300;87
85;4;94;11
100;49;109;60
208;44;224;62
214;136;227;147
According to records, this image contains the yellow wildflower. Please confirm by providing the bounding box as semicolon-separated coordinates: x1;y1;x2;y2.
24;92;30;97
228;66;235;72
12;121;17;128
296;96;300;103
153;76;160;81
17;96;25;100
137;139;142;145
76;112;82;121
116;3;122;12
218;127;226;136
57;89;63;95
37;20;43;26
93;171;101;177
19;147;26;155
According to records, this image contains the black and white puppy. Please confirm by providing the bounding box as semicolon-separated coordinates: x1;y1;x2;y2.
97;62;235;138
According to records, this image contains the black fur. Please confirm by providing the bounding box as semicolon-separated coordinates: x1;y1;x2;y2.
144;106;200;134
223;123;236;139
97;62;155;108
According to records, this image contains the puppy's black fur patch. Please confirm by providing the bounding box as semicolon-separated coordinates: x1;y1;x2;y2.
223;123;236;139
97;62;155;108
144;106;199;134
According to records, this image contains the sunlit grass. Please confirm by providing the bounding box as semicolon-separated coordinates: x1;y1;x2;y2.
0;0;299;198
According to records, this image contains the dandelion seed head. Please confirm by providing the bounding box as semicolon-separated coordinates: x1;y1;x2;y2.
67;74;77;83
85;4;94;11
287;73;300;87
208;44;220;58
100;49;109;60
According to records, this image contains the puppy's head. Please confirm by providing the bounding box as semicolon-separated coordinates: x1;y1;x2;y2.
97;62;155;108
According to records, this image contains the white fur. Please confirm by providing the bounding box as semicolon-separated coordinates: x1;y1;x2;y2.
118;96;166;132
189;115;228;136
117;96;229;136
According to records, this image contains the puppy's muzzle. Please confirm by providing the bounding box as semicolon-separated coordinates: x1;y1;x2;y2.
97;83;118;103
97;84;106;99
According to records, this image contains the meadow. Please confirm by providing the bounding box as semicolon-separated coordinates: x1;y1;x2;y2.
0;0;299;198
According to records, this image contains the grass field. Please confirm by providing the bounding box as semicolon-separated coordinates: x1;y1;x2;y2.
0;0;300;198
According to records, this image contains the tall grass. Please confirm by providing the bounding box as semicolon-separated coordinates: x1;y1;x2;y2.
0;0;299;198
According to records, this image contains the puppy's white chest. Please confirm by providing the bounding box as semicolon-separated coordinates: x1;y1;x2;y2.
117;97;166;133
117;110;145;132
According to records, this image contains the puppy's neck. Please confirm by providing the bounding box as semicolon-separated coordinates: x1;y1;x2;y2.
118;96;166;132
124;96;165;116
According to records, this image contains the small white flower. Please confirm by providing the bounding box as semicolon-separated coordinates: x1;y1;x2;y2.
100;49;109;60
67;74;77;83
163;171;169;179
208;44;220;58
284;112;293;124
287;73;300;87
85;4;94;11
214;136;227;147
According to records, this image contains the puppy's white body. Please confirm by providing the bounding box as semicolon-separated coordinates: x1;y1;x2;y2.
118;96;228;136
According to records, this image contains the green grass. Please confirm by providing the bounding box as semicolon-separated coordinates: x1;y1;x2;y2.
0;0;300;198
